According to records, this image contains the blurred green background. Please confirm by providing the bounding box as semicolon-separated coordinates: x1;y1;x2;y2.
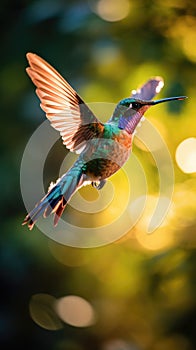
1;0;196;349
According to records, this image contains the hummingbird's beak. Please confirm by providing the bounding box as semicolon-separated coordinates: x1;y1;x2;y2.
149;96;187;105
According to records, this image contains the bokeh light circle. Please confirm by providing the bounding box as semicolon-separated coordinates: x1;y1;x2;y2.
55;295;96;327
91;0;130;22
175;137;196;173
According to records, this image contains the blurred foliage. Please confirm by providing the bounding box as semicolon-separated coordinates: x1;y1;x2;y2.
1;0;196;349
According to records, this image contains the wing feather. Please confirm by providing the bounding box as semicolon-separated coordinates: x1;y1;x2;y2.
131;76;164;100
26;53;103;153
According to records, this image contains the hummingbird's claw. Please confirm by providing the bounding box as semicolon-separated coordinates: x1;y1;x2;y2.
92;180;107;190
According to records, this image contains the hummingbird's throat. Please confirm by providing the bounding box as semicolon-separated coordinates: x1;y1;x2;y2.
119;109;146;134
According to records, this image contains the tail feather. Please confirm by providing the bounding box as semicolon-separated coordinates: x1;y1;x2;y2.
23;168;83;230
53;197;66;226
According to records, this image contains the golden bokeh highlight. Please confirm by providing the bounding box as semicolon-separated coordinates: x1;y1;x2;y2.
94;0;130;22
175;137;196;173
167;15;196;63
86;167;130;228
132;195;174;251
55;295;96;327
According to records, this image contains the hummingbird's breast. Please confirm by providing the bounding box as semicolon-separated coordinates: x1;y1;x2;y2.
82;128;132;181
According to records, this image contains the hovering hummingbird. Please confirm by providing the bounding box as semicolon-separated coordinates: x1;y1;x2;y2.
22;53;186;230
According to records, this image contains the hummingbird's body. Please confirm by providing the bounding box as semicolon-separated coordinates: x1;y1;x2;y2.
23;53;186;229
82;125;132;179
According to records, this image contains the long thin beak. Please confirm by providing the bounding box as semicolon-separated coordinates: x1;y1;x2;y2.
149;96;187;105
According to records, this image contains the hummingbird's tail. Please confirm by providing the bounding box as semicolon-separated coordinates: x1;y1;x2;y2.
22;166;84;230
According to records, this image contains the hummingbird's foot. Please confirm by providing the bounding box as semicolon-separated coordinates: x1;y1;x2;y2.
91;180;106;190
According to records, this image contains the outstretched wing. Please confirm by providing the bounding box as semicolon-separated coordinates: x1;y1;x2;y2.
131;76;164;100
26;53;104;153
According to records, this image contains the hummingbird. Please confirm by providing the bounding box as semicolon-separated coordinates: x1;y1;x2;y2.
22;53;186;230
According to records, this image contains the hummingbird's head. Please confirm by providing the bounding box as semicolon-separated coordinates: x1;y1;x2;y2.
119;95;187;112
117;96;187;134
120;98;144;108
119;97;151;115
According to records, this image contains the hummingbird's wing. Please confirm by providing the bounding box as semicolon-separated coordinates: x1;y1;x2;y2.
131;77;164;100
26;53;104;154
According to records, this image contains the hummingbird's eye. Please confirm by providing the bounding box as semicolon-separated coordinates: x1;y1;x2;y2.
132;102;141;109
